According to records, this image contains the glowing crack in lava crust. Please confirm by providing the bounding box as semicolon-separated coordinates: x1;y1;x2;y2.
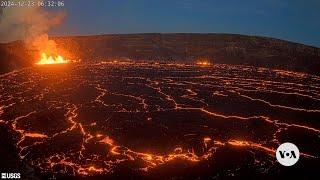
0;62;319;179
36;53;69;65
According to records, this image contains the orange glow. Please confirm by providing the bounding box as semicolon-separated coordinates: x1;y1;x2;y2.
36;52;69;65
203;137;212;148
99;136;114;146
110;146;121;155
88;166;104;173
24;132;48;138
197;62;210;66
203;137;212;142
196;59;211;66
227;139;275;154
174;147;183;153
228;140;250;146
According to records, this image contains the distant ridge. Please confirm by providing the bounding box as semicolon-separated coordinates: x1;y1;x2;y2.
1;33;320;74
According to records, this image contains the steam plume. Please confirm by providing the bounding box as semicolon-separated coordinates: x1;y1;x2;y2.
0;1;65;54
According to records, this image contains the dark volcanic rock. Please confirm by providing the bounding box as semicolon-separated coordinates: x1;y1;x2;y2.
0;41;33;74
0;62;319;179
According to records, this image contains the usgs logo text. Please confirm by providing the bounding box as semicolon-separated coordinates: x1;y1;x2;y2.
1;173;20;179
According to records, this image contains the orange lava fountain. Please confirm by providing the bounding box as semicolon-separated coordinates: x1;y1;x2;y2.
36;52;68;65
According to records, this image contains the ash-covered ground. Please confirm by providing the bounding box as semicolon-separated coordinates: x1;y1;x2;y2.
0;62;319;179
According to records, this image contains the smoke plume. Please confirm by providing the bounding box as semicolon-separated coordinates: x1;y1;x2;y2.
0;1;65;54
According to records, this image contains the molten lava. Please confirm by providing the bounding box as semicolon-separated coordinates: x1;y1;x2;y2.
36;53;68;65
197;61;211;66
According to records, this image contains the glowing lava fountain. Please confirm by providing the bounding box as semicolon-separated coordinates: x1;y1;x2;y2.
36;53;69;65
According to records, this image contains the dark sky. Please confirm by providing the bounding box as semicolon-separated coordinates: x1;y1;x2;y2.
49;0;320;47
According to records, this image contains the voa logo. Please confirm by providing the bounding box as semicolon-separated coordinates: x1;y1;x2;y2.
276;142;300;166
1;173;20;179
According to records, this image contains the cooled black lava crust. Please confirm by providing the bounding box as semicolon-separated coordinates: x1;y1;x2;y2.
0;62;319;179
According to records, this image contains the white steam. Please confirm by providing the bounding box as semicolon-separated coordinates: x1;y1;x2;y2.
0;1;65;53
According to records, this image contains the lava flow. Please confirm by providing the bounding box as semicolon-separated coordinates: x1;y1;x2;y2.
36;52;68;65
0;62;319;179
